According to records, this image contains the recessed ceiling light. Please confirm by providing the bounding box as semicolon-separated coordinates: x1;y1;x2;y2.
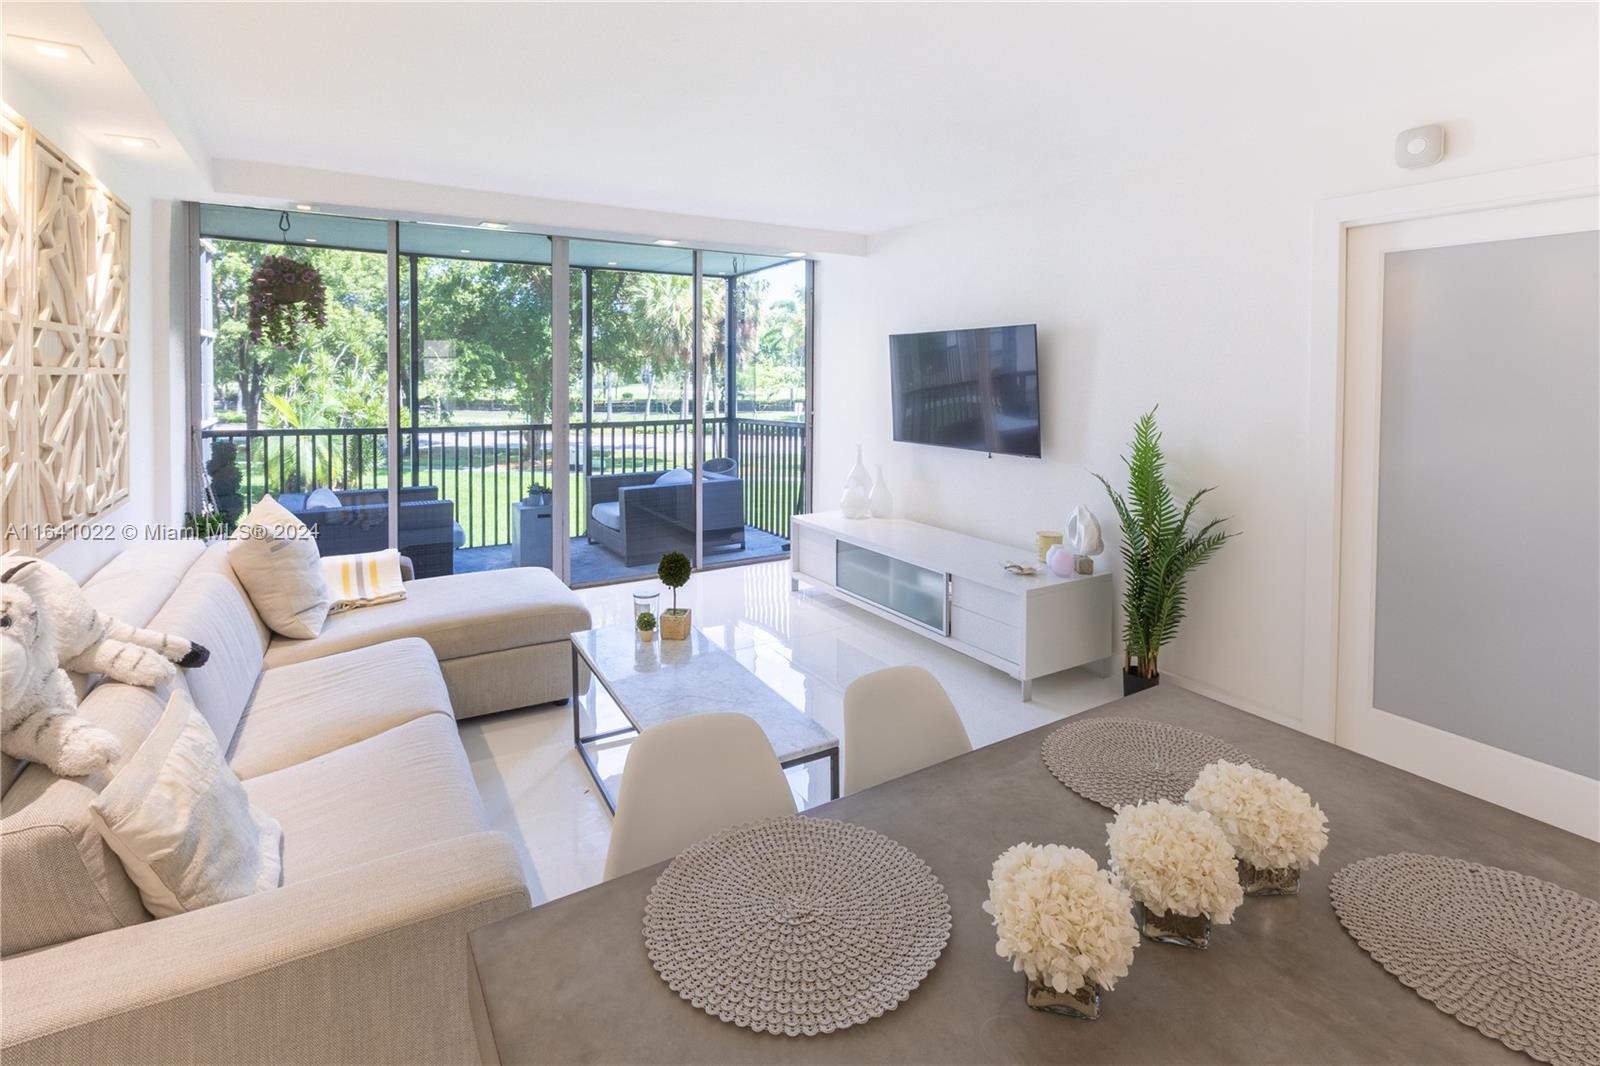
606;261;618;267
460;249;471;254
109;134;158;150
304;237;318;243
652;239;680;246
8;34;92;63
294;203;314;211
783;251;806;258
477;222;508;230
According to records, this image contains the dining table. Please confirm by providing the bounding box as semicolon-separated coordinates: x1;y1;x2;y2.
467;684;1599;1064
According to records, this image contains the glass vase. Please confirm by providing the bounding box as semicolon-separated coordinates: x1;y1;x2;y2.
1238;860;1301;896
631;590;660;620
1025;977;1101;1020
1135;901;1211;949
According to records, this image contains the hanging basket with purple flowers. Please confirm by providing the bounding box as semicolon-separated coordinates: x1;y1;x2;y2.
248;255;327;346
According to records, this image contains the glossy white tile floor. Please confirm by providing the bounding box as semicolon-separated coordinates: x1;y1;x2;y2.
457;559;1121;903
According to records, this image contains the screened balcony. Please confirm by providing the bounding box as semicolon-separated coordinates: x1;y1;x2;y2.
196;206;810;587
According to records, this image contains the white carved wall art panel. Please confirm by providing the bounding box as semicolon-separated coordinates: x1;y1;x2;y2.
0;112;130;554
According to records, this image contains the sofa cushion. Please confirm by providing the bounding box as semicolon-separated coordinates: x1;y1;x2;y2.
0;682;170;955
591;501;622;531
262;567;591;670
227;638;452;779
90;689;283;919
243;715;489;884
81;541;208;630
146;574;268;747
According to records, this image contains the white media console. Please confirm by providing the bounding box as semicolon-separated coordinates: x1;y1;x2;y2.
789;512;1114;700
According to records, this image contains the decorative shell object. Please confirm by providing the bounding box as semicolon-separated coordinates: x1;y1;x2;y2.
1065;505;1103;556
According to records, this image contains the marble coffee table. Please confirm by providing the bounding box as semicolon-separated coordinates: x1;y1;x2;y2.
570;624;840;812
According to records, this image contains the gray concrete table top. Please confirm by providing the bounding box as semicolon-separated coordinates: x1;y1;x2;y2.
469;685;1600;1065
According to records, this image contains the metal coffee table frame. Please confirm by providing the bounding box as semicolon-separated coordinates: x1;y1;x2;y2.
571;640;841;814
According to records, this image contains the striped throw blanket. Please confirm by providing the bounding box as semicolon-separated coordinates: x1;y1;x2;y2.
321;549;407;612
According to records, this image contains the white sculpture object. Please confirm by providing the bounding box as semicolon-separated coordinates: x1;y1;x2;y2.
1064;506;1104;575
869;465;894;518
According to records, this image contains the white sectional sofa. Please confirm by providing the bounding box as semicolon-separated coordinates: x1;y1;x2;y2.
0;540;592;1064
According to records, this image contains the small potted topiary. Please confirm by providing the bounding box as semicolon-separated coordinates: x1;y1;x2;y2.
636;610;657;643
657;550;692;640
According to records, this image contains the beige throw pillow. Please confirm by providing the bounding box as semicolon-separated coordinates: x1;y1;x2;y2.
89;689;283;918
227;494;331;638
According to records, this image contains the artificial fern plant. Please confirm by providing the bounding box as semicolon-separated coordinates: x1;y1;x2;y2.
1094;408;1236;680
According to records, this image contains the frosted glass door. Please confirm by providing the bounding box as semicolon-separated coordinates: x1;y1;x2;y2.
1336;193;1599;838
835;541;947;633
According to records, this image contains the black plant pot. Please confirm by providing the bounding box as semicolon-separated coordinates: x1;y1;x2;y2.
1123;670;1160;697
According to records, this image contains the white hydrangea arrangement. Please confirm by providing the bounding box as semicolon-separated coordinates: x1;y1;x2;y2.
983;843;1140;994
1106;799;1244;923
1184;760;1329;872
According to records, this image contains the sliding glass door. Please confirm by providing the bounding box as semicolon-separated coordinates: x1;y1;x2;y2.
196;207;392;560
396;223;555;575
194;205;811;588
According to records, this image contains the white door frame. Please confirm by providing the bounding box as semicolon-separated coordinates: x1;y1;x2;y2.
1300;155;1599;744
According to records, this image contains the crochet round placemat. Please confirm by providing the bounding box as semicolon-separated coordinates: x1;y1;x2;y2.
1040;716;1258;808
642;815;952;1037
1331;853;1600;1066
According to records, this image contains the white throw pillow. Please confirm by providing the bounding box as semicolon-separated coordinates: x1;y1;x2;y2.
654;468;692;486
227;494;332;638
89;689;283;918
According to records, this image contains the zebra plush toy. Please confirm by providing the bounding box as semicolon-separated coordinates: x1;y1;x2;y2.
1;558;209;687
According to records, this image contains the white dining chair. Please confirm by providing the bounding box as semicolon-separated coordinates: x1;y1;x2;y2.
843;665;974;795
602;712;796;880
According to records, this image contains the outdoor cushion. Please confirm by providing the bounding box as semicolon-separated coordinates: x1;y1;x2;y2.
227;639;451;779
654;468;692;485
305;487;342;509
261;566;591;669
243;715;489;885
590;502;622;531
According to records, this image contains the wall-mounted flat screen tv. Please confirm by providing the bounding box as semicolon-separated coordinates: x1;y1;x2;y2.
889;324;1041;457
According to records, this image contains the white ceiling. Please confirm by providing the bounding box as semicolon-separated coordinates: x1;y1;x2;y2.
12;2;1598;235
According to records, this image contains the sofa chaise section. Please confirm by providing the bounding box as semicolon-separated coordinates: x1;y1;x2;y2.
261;565;591;718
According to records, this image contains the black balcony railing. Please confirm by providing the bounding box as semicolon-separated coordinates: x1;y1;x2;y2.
201;417;806;551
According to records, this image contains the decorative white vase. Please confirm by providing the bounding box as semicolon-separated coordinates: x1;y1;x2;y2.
869;465;894;518
841;445;873;519
841;483;870;519
845;446;872;494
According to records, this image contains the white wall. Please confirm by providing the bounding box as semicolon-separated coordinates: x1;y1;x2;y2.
2;85;188;582
813;56;1599;729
